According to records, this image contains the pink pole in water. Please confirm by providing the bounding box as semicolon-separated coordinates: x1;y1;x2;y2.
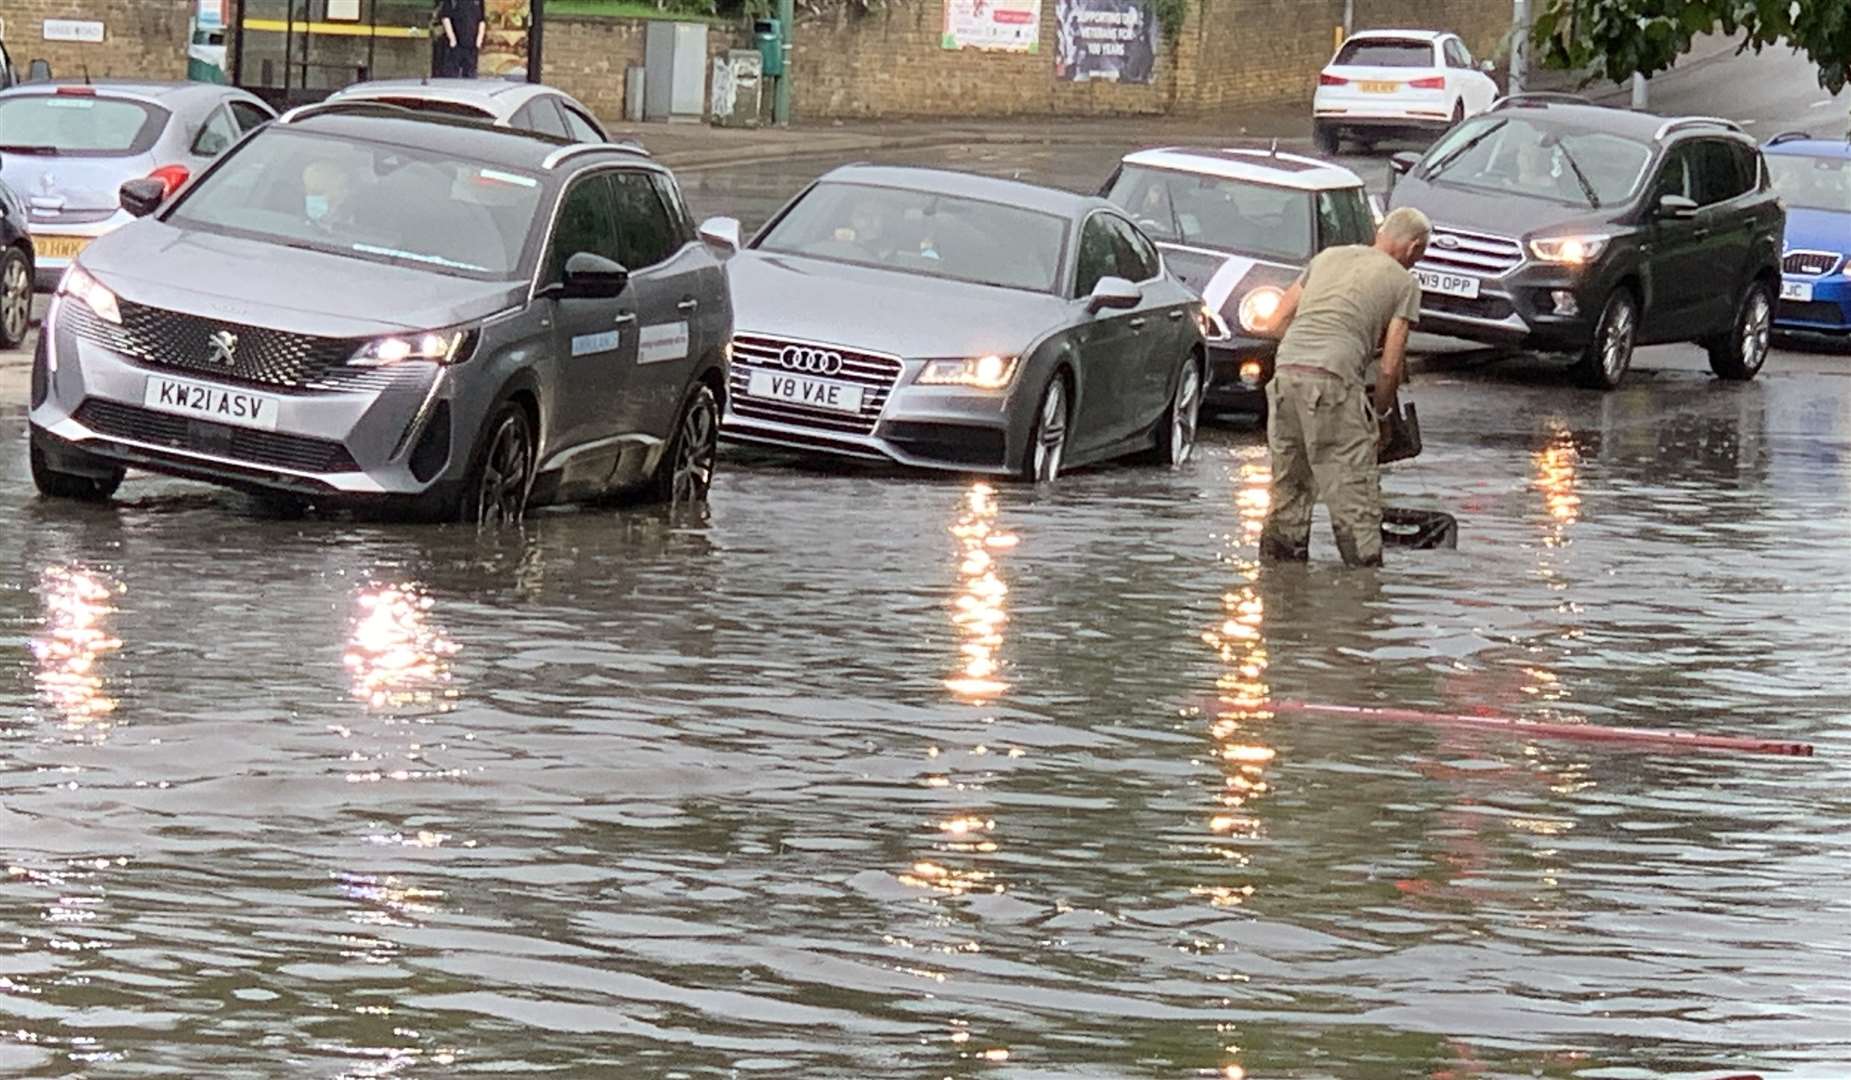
1268;700;1814;758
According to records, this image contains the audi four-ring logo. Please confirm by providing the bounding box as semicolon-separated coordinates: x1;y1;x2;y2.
778;346;844;376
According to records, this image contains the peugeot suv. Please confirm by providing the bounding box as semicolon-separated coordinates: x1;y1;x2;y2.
29;104;734;520
1387;97;1784;388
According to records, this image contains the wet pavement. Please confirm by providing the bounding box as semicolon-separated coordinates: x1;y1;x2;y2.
4;336;1851;1076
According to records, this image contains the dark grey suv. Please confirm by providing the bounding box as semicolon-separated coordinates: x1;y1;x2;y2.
1388;97;1784;389
29;104;733;520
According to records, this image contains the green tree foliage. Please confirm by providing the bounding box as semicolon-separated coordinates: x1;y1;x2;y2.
1533;0;1851;93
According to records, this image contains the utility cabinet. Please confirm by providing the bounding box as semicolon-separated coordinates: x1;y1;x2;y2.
710;50;763;127
644;21;708;122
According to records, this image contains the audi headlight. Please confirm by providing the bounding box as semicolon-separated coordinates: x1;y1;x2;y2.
1528;234;1611;266
1237;286;1285;334
350;328;475;367
917;354;1019;390
1197;303;1232;342
57;265;120;325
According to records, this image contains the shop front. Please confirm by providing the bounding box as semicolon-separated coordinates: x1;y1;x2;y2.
231;0;541;108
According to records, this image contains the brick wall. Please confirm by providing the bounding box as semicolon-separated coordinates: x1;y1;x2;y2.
546;16;744;125
4;0;193;81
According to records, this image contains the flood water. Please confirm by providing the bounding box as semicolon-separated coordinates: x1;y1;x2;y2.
2;361;1849;1078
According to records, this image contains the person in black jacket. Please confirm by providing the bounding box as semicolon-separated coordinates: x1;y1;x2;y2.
439;0;485;78
430;1;450;78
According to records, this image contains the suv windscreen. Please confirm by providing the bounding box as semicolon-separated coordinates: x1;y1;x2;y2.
756;180;1068;293
1105;164;1312;262
1766;154;1849;212
1420;116;1652;208
168;128;545;279
1333;40;1433;67
0;94;169;156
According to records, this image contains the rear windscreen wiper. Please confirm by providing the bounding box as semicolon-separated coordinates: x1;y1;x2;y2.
1422;120;1506;182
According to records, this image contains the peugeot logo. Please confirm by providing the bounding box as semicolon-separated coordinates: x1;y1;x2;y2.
778;345;844;376
1433;235;1461;250
207;329;239;367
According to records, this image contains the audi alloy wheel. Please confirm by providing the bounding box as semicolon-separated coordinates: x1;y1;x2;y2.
1023;374;1069;483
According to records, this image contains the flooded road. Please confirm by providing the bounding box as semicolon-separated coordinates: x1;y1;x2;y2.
4;354;1849;1077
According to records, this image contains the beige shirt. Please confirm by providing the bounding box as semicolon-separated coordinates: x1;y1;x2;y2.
1277;245;1422;385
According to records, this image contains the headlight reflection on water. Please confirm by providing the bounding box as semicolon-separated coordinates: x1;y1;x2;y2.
946;483;1017;703
32;565;125;736
344;583;460;711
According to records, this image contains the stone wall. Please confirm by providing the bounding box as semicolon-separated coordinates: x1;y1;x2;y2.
547;16;744;125
3;0;193;81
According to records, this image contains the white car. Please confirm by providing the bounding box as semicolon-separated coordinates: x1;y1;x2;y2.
1313;30;1499;154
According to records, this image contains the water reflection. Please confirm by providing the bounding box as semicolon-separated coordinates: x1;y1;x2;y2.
945;482;1016;702
1533;422;1582;540
1198;451;1278;1080
31;565;125;738
344;583;460;711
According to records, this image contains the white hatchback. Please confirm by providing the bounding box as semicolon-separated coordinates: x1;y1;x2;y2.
1313;30;1499;154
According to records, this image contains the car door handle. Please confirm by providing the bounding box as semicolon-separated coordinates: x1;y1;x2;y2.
1128;317;1149;330
1167;308;1186;320
614;312;638;326
677;298;699;313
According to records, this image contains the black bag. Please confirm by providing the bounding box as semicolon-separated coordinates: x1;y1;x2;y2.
1382;506;1458;549
1377;399;1422;465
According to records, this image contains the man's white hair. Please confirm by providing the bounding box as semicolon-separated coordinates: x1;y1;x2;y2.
1379;206;1432;245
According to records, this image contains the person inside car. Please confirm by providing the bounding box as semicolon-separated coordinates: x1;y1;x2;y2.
302;159;358;232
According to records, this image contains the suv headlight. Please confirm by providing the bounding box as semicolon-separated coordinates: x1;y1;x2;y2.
57;265;121;325
1237;285;1285;334
917;354;1018;390
350;328;476;367
1528;234;1611;266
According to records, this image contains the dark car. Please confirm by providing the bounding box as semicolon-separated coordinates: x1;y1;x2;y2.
1102;146;1378;416
29;102;734;521
0;175;32;348
1387;96;1784;388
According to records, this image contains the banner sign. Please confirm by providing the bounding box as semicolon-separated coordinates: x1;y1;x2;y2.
480;0;535;77
1055;0;1156;83
942;0;1041;53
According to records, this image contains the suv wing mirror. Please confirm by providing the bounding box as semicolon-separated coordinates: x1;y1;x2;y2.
1086;276;1142;314
555;251;630;300
1389;151;1420;177
119;177;168;218
1656;194;1699;219
698;215;741;254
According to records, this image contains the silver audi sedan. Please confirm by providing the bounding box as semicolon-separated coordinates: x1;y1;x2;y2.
714;165;1209;481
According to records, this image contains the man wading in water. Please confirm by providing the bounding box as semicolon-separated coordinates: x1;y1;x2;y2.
1256;206;1431;567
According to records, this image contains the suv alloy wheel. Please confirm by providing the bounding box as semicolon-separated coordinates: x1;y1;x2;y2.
1706;279;1773;381
1575;289;1638;390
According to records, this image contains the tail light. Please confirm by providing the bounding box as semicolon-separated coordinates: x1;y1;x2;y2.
148;164;191;197
55;86;96;97
1410;76;1445;90
1319;74;1348;87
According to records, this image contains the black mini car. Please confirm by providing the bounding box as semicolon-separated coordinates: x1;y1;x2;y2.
1387;95;1784;389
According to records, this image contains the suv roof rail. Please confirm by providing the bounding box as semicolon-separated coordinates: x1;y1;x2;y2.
277;99;415;124
1489;92;1592;112
1654;115;1746;141
541;140;652;170
1767;130;1814;146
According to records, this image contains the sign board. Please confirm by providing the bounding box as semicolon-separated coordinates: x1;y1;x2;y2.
326;0;360;21
1055;0;1155;82
195;0;226;29
43;19;106;43
480;0;534;77
942;0;1040;52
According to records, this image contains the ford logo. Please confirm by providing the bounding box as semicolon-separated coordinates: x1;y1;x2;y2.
1433;235;1461;250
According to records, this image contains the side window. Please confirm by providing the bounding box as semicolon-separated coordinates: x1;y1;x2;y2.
513;98;570;139
1653;146;1696;203
229;101;273;132
609;170;680;269
191;106;239;156
1738;145;1765;192
649;172;697;242
545;174;623;284
1074;216;1118;297
561;103;605;143
1102;214;1159;281
1695;140;1751;205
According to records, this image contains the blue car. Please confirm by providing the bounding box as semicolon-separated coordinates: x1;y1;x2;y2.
1764;132;1851;334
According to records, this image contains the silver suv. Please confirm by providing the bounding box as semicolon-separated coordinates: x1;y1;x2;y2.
29;104;734;520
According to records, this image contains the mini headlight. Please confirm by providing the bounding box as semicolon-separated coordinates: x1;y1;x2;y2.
1528;234;1611;265
350;328;474;367
57;265;121;325
1237;286;1285;334
917;354;1019;390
